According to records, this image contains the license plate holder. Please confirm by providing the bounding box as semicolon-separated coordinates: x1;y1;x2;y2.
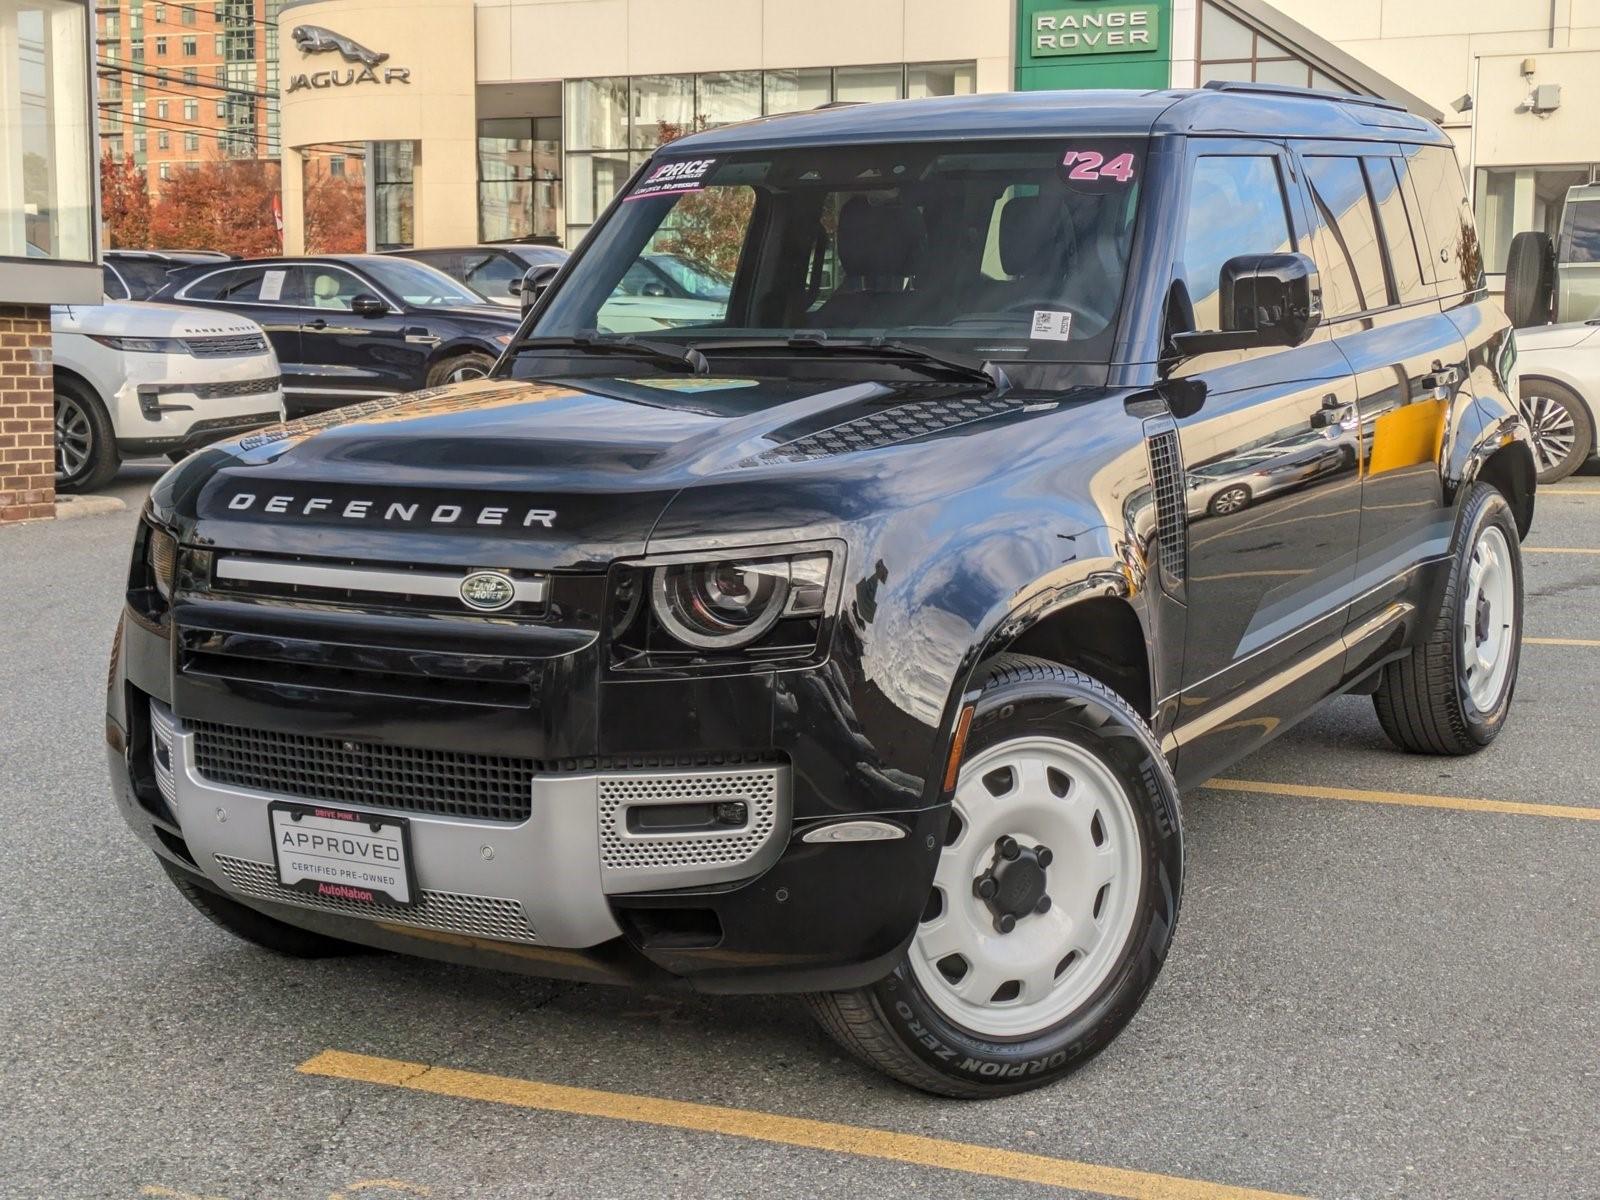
268;801;417;908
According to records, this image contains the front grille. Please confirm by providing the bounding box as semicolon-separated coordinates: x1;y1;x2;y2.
214;854;539;943
185;333;268;358
191;722;539;823
191;376;280;400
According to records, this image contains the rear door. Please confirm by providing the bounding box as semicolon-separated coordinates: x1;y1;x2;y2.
1293;143;1473;638
1166;139;1364;778
176;264;305;387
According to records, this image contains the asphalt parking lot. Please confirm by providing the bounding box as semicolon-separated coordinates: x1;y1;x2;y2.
3;463;1597;1200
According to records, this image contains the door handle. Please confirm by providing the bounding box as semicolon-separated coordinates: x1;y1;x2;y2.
304;318;328;331
1420;365;1462;397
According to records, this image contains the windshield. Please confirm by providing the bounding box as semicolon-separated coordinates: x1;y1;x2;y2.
531;138;1145;361
360;258;484;307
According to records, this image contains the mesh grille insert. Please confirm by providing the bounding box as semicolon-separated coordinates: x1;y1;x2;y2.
191;723;539;823
185;333;269;358
599;768;781;872
1147;428;1187;582
214;855;539;943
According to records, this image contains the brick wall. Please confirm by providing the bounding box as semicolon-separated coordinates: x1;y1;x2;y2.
0;304;55;524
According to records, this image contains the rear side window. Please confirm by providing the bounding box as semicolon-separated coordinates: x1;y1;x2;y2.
1304;156;1388;317
1559;200;1600;264
182;266;285;303
1181;155;1294;332
1399;145;1482;297
102;264;130;300
1366;157;1430;306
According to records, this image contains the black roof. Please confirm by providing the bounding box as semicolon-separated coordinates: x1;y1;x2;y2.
666;84;1450;155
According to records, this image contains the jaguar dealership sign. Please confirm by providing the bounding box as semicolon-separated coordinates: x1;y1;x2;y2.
286;25;412;92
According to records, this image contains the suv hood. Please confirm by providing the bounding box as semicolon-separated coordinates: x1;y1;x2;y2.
166;373;1038;567
52;299;264;340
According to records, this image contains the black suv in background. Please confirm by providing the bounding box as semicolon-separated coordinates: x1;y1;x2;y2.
387;244;569;308
103;249;233;300
150;255;520;414
109;84;1534;1099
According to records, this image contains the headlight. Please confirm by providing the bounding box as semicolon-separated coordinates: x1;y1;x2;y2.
146;525;178;601
649;552;831;650
89;335;188;354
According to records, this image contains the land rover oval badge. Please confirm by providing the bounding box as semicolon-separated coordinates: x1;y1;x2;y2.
460;571;516;612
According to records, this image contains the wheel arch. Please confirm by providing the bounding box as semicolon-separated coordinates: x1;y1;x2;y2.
1477;441;1537;537
51;363;106;406
992;596;1154;720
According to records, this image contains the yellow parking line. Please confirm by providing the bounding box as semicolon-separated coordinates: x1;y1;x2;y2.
1523;546;1600;554
1538;488;1600;497
1526;636;1600;646
1206;778;1600;821
297;1050;1307;1200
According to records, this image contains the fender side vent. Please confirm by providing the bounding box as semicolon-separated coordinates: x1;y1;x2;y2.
1146;429;1187;582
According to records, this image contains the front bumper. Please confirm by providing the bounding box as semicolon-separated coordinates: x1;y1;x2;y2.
110;356;285;455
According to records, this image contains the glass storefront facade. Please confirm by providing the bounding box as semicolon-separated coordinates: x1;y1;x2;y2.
372;140;416;252
0;0;93;262
560;62;976;245
478;115;562;243
1195;1;1348;91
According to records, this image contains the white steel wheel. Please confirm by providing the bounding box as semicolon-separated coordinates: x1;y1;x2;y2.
1462;524;1516;712
909;735;1144;1040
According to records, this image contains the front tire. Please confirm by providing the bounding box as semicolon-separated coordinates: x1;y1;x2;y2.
159;859;366;958
1374;482;1523;754
54;379;119;493
804;655;1183;1098
425;351;496;388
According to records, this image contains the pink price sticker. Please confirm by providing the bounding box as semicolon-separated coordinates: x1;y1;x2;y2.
626;157;719;202
1057;146;1140;193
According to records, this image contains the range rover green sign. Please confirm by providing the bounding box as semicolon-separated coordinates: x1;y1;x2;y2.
1016;0;1172;91
1030;3;1161;57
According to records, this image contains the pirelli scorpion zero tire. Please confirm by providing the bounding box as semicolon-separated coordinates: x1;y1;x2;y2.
804;655;1184;1098
158;858;366;958
1374;482;1524;755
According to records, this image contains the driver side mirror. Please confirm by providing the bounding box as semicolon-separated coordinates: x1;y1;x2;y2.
520;264;561;315
1173;253;1321;357
351;293;389;318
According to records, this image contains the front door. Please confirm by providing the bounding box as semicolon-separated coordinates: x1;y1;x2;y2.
290;266;422;408
1166;141;1364;779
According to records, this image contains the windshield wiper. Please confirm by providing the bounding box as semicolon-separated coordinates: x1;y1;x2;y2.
510;333;709;375
690;333;1009;392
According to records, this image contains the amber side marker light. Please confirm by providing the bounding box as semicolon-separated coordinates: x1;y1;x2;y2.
942;703;976;794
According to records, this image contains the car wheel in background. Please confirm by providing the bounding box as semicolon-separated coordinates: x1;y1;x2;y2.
805;655;1183;1097
54;379;120;494
1518;378;1594;483
1209;484;1252;516
426;352;497;388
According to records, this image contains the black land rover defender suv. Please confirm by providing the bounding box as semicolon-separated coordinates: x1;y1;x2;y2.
107;83;1534;1098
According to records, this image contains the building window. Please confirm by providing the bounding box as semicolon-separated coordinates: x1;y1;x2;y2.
182;66;195;84
180;34;194;55
373;140;415;251
152;2;164;20
182;98;196;120
329;154;344;178
478;115;561;242
183;131;198;152
561;63;975;245
157;129;169;148
212;32;221;55
0;0;94;262
1473;164;1598;274
179;2;193;23
159;161;170;179
1195;1;1347;92
156;99;168;117
153;34;165;54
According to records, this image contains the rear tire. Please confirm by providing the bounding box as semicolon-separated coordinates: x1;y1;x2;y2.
804;654;1183;1098
54;379;119;493
1374;482;1523;754
1519;378;1594;483
425;351;496;388
159;858;367;958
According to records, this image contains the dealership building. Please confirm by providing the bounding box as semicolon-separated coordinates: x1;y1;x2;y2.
276;0;1600;287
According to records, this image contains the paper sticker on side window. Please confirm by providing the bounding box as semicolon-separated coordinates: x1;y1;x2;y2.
260;269;287;302
626;157;719;202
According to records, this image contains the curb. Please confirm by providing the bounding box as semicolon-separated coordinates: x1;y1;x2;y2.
54;494;129;522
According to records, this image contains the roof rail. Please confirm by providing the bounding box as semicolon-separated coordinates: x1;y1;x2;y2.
1201;79;1407;113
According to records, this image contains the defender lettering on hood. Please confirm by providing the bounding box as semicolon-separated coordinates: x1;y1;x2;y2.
222;488;556;529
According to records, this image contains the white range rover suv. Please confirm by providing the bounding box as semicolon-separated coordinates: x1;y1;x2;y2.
52;299;285;492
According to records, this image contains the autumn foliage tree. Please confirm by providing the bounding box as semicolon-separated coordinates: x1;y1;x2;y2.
149;159;283;257
303;170;367;254
652;117;753;282
100;151;152;249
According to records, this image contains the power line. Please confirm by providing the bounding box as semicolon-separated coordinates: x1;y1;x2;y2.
99;108;282;154
97;55;281;104
136;1;282;32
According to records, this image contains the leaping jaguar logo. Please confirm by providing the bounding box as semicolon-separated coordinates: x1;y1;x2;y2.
291;25;389;68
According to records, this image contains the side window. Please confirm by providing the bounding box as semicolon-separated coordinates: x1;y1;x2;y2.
102;265;130;300
183;267;268;302
1304;156;1389;316
1180;155;1294;332
464;254;525;301
1399;144;1482;297
1558;200;1600;264
1366;156;1429;306
303;268;364;311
